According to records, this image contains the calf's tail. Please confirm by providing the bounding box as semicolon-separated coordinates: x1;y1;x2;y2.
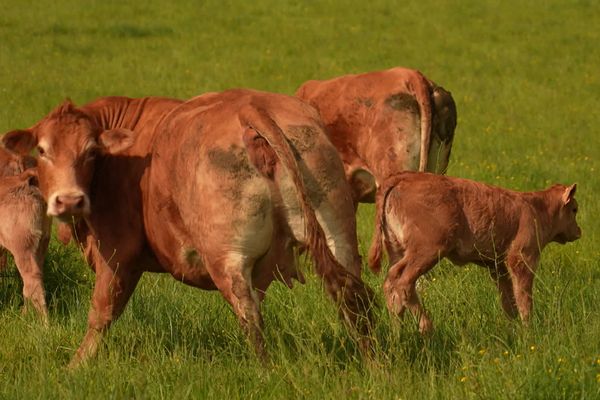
368;185;386;273
239;104;375;335
368;176;403;273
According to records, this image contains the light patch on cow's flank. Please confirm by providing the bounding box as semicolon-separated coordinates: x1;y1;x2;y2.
232;179;274;258
314;202;356;273
396;133;421;171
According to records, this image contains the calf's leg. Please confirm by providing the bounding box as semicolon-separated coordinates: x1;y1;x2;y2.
13;252;47;323
384;254;437;334
489;263;518;319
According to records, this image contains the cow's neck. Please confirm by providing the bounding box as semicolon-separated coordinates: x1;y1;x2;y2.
522;190;557;247
82;97;150;132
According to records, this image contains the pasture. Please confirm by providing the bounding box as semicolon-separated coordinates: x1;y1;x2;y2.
1;0;598;398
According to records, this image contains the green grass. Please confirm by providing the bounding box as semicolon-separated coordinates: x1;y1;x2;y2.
1;0;599;398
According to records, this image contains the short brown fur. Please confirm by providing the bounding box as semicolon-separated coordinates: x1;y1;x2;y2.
3;90;374;366
368;172;581;333
0;147;51;322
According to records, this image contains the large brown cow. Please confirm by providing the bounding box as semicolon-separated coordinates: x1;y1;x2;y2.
369;172;581;333
0;147;51;322
296;67;457;204
3;89;373;366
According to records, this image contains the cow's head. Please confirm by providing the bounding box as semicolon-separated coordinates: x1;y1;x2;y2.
551;183;581;244
2;100;134;220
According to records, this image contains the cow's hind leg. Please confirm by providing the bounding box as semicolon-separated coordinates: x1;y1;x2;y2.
384;253;437;334
69;259;142;368
489;263;518;319
206;253;266;362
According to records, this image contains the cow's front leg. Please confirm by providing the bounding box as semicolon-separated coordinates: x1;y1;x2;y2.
69;259;142;368
506;252;538;324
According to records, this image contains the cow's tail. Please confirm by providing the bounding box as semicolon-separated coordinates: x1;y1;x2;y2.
239;105;374;336
368;176;403;273
410;71;434;172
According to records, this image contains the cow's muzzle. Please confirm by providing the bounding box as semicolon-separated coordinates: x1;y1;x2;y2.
48;191;90;219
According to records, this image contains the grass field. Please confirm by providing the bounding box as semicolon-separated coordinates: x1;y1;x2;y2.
1;0;599;398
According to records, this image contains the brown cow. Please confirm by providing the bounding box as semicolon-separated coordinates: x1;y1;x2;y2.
369;172;581;333
0;147;51;322
296;67;457;204
3;90;373;366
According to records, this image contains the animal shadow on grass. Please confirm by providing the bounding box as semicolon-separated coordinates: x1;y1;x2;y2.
111;286;258;363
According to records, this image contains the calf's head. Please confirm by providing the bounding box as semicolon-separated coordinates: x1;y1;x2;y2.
2;100;134;220
550;183;581;244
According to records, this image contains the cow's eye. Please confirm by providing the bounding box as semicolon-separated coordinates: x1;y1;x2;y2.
85;148;98;162
37;146;46;156
573;207;578;214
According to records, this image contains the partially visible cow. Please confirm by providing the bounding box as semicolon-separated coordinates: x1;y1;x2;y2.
0;147;51;322
368;172;581;333
3;90;374;366
296;67;457;204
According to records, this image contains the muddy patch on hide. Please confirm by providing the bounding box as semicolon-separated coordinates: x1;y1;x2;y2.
286;125;319;154
208;144;257;201
182;248;203;268
356;97;374;108
300;144;343;207
246;193;270;219
385;92;419;114
208;145;255;181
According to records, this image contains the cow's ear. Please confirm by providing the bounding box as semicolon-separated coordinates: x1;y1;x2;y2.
562;183;577;204
350;168;376;203
99;128;135;155
2;129;36;155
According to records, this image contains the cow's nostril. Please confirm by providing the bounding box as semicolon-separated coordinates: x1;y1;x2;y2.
75;196;85;209
55;197;63;206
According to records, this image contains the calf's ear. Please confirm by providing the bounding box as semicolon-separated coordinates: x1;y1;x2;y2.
99;128;135;155
562;183;577;204
1;129;36;155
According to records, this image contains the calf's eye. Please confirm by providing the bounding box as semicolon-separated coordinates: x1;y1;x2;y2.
37;146;45;156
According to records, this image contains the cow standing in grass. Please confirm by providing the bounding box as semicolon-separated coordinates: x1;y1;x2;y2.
368;172;581;333
296;67;457;204
3;89;374;366
0;147;51;322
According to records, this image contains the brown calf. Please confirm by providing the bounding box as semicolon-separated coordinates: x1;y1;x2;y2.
369;172;581;333
0;147;50;322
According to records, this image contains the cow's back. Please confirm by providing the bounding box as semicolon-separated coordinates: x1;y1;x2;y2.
297;68;425;170
297;67;457;204
145;88;362;283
